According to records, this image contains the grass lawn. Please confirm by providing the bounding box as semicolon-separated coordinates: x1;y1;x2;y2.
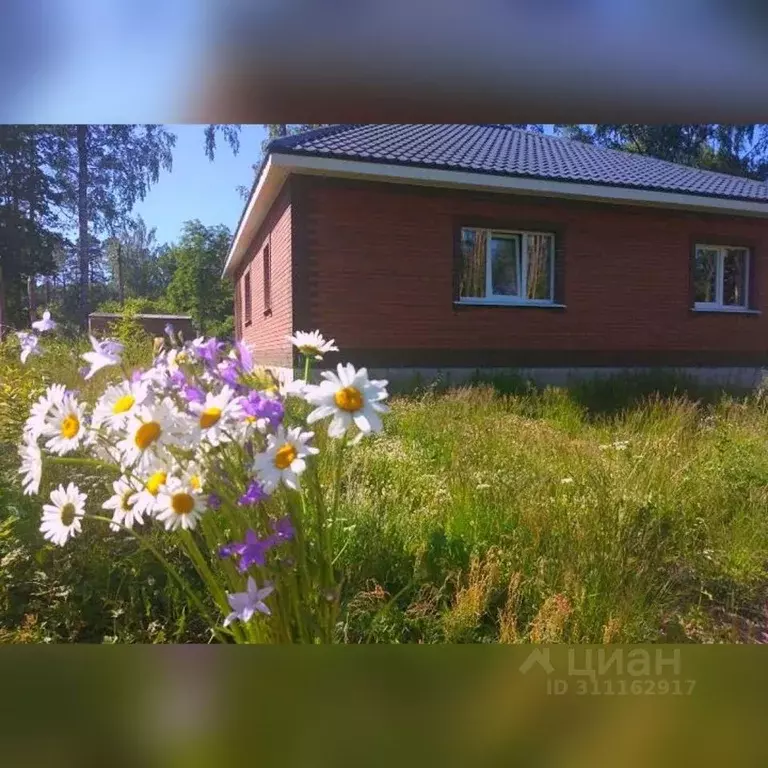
2;334;768;643
337;376;768;643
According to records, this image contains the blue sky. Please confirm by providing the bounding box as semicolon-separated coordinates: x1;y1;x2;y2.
132;124;267;246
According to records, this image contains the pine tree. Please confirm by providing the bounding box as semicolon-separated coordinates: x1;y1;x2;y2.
51;125;176;326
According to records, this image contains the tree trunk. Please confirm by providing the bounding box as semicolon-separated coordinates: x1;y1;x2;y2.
117;241;125;306
0;262;6;342
27;275;36;324
76;125;89;328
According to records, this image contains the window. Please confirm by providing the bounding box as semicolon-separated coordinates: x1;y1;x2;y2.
458;227;556;304
234;278;242;336
263;244;272;313
693;244;750;311
244;271;252;326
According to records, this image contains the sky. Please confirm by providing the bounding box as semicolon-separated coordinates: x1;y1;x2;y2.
132;124;267;246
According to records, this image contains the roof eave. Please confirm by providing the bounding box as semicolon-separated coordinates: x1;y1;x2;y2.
222;155;290;279
223;152;768;277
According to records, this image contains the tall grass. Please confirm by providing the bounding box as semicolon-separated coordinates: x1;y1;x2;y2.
3;330;768;643
335;378;768;643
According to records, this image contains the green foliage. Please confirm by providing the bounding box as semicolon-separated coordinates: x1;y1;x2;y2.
103;215;172;302
165;220;234;337
52;125;176;235
203;125;241;161
0;126;67;334
97;296;172;316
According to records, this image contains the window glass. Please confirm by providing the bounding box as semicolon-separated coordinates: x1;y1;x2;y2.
458;227;556;304
244;272;252;324
490;235;520;296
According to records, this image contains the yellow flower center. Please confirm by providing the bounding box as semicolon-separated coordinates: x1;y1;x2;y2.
60;414;80;439
177;351;188;364
146;471;167;496
245;415;257;424
200;407;222;429
274;443;297;470
135;421;161;451
60;502;76;526
334;386;363;412
190;475;201;491
171;492;195;516
112;394;135;415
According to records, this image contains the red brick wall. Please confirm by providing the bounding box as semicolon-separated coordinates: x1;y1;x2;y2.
234;185;293;366
298;176;768;367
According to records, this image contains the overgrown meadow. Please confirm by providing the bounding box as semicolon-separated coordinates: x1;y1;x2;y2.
2;323;768;643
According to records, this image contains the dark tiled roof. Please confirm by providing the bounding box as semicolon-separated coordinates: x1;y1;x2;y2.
267;124;768;203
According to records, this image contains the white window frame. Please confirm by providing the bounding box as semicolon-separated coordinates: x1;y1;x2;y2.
693;243;751;313
459;227;557;306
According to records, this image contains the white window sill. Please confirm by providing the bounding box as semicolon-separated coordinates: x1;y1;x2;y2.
692;305;760;315
456;299;566;308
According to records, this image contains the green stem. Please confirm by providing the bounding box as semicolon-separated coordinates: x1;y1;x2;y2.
47;456;120;474
288;491;315;640
179;529;247;644
179;530;228;612
87;514;230;643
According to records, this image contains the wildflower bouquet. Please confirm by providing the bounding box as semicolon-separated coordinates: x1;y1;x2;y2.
16;319;389;643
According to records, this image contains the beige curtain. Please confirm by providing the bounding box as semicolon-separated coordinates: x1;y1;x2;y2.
525;234;552;300
460;229;487;298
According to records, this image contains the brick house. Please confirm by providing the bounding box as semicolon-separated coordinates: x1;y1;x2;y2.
223;125;768;386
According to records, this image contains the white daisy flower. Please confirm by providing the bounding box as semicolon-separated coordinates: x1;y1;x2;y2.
304;363;389;441
183;463;206;494
41;483;87;546
288;330;339;360
155;476;207;531
102;475;145;530
188;385;238;446
31;310;57;333
166;347;193;370
81;335;124;380
280;377;309;400
16;331;41;364
18;437;42;496
92;380;150;431
25;383;67;440
253;425;319;492
41;393;88;456
117;399;185;472
130;466;171;519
